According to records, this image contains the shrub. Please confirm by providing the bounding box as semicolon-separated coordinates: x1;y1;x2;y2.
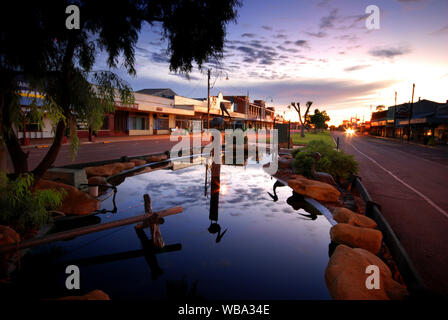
0;174;65;234
292;140;359;181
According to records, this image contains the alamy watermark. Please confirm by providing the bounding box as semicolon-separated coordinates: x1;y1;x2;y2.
65;264;80;289
65;5;80;30
365;265;380;289
169;124;279;175
365;5;380;30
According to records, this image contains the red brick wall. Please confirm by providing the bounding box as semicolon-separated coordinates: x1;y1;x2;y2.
76;114;115;138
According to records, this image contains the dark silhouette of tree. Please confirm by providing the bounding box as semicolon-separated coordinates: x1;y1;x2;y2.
309;109;330;132
290;101;313;137
1;0;241;182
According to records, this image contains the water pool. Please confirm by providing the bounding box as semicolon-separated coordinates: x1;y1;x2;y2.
11;155;332;300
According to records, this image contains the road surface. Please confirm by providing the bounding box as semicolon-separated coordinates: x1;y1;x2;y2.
333;132;448;296
8;135;192;171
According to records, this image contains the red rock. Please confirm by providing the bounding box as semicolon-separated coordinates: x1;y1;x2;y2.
87;176;108;186
287;176;340;202
279;157;294;169
330;223;383;254
147;154;168;162
333;207;377;229
56;289;110;300
34;179;100;216
0;225;20;261
325;244;408;300
84;165;113;178
130;159;147;166
85;162;135;178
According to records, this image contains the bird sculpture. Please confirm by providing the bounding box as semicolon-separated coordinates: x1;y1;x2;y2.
311;152;337;186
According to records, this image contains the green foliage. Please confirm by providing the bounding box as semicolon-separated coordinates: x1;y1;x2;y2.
309;109;330;130
293;140;359;181
291;147;301;158
0;174;65;233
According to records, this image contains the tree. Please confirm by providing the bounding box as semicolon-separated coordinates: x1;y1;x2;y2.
290;101;313;138
376;105;386;111
309;109;330;132
1;0;241;183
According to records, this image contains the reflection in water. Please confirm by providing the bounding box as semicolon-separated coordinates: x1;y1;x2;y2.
267;180;286;202
207;161;228;243
286;192;322;220
166;275;202;301
6;152;332;300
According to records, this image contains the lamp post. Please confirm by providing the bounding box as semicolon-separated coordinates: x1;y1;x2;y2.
393;91;397;138
207;68;211;131
407;83;415;142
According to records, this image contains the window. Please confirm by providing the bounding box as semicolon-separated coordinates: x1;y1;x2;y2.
156;118;169;130
101;116;109;130
129;115;149;130
154;114;169;130
25;123;40;131
76;121;88;131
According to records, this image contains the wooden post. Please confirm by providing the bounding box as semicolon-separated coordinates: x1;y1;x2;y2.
135;194;165;248
0;206;182;255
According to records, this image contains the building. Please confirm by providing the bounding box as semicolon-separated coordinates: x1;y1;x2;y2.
370;110;388;137
224;96;275;130
15;87;277;144
369;98;448;144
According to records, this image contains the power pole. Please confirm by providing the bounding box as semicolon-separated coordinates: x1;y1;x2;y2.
207;68;211;130
393;91;397;137
407;84;415;142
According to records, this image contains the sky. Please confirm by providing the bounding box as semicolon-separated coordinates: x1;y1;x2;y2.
97;0;448;126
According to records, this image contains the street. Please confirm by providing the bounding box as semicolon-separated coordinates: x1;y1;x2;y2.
333;131;448;295
9;135;185;171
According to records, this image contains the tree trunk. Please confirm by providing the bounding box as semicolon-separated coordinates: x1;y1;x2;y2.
0;92;7;174
31;39;75;185
0;143;9;174
31;119;66;183
2;92;29;175
300;124;305;138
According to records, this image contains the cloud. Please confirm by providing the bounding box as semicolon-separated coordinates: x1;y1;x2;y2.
344;65;370;72
261;25;273;31
151;51;170;63
320;8;339;29
273;34;288;39
294;40;309;47
369;45;411;58
276;45;299;53
170;73;201;81
235;46;278;66
317;0;332;7
241;33;257;38
335;34;359;42
218;78;396;109
305;31;327;38
429;24;448;35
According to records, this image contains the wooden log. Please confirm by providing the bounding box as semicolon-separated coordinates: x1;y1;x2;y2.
0;206;182;255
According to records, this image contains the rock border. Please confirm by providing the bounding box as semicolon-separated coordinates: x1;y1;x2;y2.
353;177;433;297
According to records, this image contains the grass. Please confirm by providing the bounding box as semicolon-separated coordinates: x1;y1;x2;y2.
291;130;335;146
260;130;335;147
